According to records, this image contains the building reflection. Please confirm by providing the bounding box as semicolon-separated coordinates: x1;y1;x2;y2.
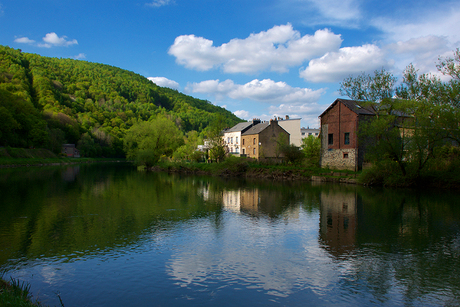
319;189;358;257
222;187;299;219
61;166;80;182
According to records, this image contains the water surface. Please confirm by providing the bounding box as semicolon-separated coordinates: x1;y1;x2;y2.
0;163;459;306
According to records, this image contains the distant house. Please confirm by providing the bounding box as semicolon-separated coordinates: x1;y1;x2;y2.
223;120;259;155
62;144;80;158
319;99;375;171
301;127;320;138
241;119;290;161
276;115;302;147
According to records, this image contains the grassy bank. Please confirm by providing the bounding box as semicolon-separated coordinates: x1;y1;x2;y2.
0;277;43;307
148;156;357;182
0;147;126;167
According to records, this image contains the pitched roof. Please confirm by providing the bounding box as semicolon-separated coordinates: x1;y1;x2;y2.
224;121;254;133
319;98;375;117
242;122;270;135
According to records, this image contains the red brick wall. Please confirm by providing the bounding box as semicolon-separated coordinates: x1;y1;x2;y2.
321;101;359;150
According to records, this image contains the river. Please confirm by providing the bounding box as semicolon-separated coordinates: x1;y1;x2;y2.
0;163;459;306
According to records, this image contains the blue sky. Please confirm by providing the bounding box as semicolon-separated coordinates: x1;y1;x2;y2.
1;0;459;128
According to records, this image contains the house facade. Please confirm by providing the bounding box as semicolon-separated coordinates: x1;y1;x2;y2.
223;120;260;155
301;127;320;138
241;119;290;160
319;99;374;171
277;116;302;147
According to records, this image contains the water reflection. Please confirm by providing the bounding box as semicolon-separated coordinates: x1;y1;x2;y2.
0;165;459;306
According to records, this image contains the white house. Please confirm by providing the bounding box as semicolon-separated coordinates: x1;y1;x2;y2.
222;119;260;155
301;127;320;138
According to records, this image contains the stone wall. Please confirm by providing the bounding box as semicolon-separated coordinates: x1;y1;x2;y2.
321;147;358;170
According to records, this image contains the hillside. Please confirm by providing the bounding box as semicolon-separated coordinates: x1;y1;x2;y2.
0;45;242;157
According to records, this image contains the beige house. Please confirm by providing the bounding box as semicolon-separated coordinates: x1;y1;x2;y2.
241;119;290;160
277;115;302;147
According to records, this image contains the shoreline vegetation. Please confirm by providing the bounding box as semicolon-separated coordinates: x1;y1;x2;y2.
0;147;125;168
0;276;43;307
1;147;460;188
147;157;359;184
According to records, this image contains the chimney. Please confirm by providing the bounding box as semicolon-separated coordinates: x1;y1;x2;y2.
285;115;289;120
252;118;261;125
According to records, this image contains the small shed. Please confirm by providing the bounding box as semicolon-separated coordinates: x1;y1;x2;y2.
62;144;80;158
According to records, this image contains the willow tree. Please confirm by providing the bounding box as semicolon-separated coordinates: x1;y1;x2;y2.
123;117;184;167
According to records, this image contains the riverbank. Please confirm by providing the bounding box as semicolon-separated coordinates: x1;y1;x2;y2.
0;147;126;168
148;157;359;184
148;157;460;188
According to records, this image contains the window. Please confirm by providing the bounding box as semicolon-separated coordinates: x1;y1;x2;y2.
231;137;233;144
242;148;246;154
253;138;256;145
242;139;245;145
236;147;239;153
328;134;333;145
344;132;350;145
236;137;239;144
343;153;348;159
227;137;230;144
253;148;256;155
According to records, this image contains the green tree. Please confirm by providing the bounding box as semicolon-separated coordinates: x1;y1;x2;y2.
282;144;304;164
301;135;321;166
123;117;183;166
274;132;289;159
206;114;227;162
339;68;397;105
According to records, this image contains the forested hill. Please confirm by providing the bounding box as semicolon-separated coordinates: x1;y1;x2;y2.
0;45;242;157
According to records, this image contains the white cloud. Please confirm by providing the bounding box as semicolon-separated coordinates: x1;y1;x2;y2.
169;24;342;73
369;4;460;74
17;32;78;48
234;110;250;119
305;0;361;23
14;37;35;44
74;53;86;60
299;44;390;83
39;32;78;48
372;5;460;44
187;78;324;104
148;77;180;90
269;103;324;127
146;0;174;7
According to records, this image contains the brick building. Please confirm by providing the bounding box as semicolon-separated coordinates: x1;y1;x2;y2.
319;99;375;171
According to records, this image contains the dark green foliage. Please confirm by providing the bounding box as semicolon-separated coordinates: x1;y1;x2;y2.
0;45;241;157
0;277;41;307
281;144;305;164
